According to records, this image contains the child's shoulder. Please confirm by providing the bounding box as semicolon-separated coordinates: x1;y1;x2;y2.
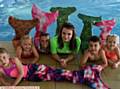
101;45;108;52
98;49;106;56
115;46;120;51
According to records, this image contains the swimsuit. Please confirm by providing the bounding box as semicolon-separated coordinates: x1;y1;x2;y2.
0;60;28;78
105;50;118;62
21;51;34;59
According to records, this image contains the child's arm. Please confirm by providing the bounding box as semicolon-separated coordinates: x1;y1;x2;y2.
16;46;22;60
115;47;120;64
59;54;75;68
64;53;74;63
0;70;11;85
50;37;61;62
32;46;39;63
80;51;89;67
100;50;108;68
0;75;11;85
11;57;24;86
51;54;61;62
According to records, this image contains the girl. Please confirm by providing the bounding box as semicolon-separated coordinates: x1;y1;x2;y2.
0;48;24;85
16;35;39;64
50;22;81;68
103;34;120;68
0;48;109;89
80;36;108;68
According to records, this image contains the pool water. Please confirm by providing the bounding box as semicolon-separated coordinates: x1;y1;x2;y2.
0;0;120;41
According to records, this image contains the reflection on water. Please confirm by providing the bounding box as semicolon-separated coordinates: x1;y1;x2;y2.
0;0;120;40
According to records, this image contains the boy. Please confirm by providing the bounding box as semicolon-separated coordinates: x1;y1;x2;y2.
38;32;50;54
80;36;108;68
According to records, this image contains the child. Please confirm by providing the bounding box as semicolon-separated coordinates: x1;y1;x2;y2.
80;36;108;68
50;22;81;68
0;48;110;89
36;32;50;54
0;48;24;86
103;34;120;68
16;35;39;64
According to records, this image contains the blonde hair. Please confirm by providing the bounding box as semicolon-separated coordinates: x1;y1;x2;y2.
106;34;119;44
20;35;33;44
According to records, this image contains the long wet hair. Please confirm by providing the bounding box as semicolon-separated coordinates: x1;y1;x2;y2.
58;22;77;51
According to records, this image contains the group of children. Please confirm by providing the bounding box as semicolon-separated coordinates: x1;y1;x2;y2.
0;22;120;88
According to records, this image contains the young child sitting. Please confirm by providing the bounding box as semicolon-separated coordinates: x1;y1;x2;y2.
103;34;120;68
80;36;108;68
16;35;39;64
0;47;110;89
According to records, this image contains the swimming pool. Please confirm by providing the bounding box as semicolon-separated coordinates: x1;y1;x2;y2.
0;0;120;41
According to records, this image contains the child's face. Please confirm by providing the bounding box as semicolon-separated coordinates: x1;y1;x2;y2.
40;36;49;48
21;39;32;51
61;28;73;42
89;41;100;54
106;36;117;50
0;53;9;67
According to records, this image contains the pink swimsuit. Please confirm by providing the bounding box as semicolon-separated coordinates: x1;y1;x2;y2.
0;60;28;78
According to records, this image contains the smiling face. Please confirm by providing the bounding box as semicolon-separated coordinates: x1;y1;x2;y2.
0;53;10;67
89;41;100;54
21;39;32;51
106;36;117;50
61;28;73;42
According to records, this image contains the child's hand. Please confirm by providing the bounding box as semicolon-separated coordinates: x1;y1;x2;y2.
113;63;119;69
60;59;67;68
